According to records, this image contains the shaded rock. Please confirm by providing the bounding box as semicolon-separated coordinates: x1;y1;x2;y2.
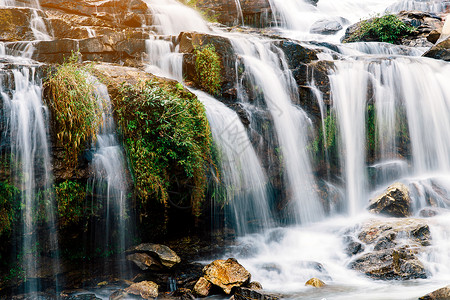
174;288;196;300
234;287;280;300
305;278;325;288
247;281;263;290
203;258;251;294
193;277;212;297
344;236;365;256
368;182;412;217
124;281;158;299
350;248;427;280
419;285;450;300
419;207;449;217
126;252;163;271
127;243;181;268
423;37;450;61
310;18;345;35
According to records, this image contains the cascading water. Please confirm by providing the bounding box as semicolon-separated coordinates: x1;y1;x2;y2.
89;77;131;277
1;64;59;294
230;36;324;224
194;90;273;235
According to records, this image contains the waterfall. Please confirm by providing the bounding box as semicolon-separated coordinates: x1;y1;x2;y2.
230;36;324;224
1;65;59;294
145;37;183;82
194;90;273;235
89;76;131;276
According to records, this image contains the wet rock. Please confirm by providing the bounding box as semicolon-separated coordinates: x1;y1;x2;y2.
126;252;164;271
174;288;196;300
202;258;251;294
419;207;449;217
368;182;412;217
247;281;263;290
0;8;50;41
124;281;158;299
423;37;450;61
127;243;181;268
193;277;212;297
61;294;101;300
419;285;450;299
305;278;325;288
344;236;365;256
310;18;346;35
234;287;280;300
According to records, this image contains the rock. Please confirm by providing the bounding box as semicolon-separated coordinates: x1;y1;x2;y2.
350;248;427;280
427;29;442;43
247;281;263;290
344;236;365;256
368;182;412;217
174;288;196;300
310;18;346;35
305;278;325;288
234;287;279;300
423;37;450;61
419;207;449;217
0;8;50;41
124;281;158;299
202;258;251;294
127;243;181;268
193;277;212;297
419;285;450;300
126;253;163;271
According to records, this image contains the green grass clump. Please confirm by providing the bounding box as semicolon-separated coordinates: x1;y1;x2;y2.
194;44;222;95
45;55;102;167
114;79;213;218
346;14;414;44
55;180;86;228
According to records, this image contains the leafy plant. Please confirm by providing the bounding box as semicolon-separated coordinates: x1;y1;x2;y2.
55;180;86;228
45;53;103;167
113;79;213;219
346;14;414;44
0;181;20;236
194;44;222;95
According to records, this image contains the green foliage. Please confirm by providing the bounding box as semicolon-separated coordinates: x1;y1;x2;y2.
114;79;213;218
45;53;103;167
194;44;222;95
0;181;20;236
346;14;414;44
366;104;377;155
311;111;338;157
55;180;86;228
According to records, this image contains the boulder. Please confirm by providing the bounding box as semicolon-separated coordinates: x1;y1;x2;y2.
124;281;158;299
247;281;263;290
193;277;212;297
305;278;325;288
419;285;450;300
234;287;279;300
202;258;251;294
423;37;450;61
127;243;181;268
350;248;427;280
310;18;345;35
126;253;163;271
368;182;412;217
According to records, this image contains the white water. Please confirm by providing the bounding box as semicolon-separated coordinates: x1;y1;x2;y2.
145;37;183;81
230;35;324;224
89;77;130;275
195;90;273;235
1;65;58;294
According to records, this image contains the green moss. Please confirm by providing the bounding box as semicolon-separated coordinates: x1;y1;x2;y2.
113;79;213;219
194;44;222;95
55;180;86;228
45;53;103;167
0;181;20;236
310;111;338;163
346;14;414;44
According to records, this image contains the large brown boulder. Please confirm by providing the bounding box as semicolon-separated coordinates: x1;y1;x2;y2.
126;253;163;271
193;277;212;297
419;285;450;300
368;182;412;217
124;281;158;299
127;243;181;268
423;37;450;61
202;258;251;294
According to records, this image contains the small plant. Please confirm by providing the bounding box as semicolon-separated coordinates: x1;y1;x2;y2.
45;53;103;167
346;14;414;44
194;44;222;95
55;180;86;228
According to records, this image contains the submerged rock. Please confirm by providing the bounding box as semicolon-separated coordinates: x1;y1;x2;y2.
234;287;280;300
368;182;412;217
419;285;450;299
305;278;326;288
202;258;251;294
124;281;158;299
127;243;181;268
